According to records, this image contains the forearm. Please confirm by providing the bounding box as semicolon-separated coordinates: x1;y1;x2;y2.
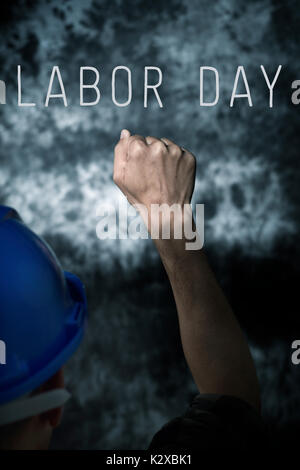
113;130;260;411
155;236;260;411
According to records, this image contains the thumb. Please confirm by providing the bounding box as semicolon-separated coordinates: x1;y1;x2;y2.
120;129;131;139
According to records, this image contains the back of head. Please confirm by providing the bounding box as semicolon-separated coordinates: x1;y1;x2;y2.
0;206;87;448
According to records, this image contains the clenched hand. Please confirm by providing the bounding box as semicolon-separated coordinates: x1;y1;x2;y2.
113;129;196;231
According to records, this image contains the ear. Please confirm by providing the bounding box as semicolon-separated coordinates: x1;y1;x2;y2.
37;368;65;428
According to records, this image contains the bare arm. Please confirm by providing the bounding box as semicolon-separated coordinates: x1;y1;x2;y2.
113;130;260;411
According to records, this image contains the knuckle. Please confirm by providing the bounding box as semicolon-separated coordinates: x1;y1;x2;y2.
151;141;166;155
170;144;182;157
186;152;196;168
130;139;145;155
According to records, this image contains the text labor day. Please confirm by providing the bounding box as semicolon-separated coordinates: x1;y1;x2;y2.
1;65;300;108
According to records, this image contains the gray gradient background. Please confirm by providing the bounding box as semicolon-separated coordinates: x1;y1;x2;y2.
0;0;300;449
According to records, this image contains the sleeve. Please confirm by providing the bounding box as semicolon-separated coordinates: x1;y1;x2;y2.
148;394;266;451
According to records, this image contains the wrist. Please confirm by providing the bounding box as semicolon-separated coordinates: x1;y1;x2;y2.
137;202;202;260
153;218;201;263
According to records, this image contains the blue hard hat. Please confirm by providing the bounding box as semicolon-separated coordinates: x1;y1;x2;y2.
0;206;87;405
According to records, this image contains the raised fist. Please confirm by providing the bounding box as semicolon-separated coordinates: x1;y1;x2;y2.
113;130;196;221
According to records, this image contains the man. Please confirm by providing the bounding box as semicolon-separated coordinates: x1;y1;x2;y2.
0;131;263;449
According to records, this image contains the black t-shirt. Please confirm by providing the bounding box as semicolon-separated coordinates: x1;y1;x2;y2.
149;394;265;451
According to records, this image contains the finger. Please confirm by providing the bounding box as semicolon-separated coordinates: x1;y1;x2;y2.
161;137;183;156
116;131;145;151
160;137;175;146
128;134;148;152
115;129;130;156
130;134;147;143
120;129;131;139
145;136;159;145
115;133;146;162
146;137;171;155
161;137;185;151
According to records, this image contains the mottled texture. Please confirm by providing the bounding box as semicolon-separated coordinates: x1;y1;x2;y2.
0;0;299;449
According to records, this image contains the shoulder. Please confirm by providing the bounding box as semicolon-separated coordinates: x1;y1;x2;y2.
148;394;266;451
